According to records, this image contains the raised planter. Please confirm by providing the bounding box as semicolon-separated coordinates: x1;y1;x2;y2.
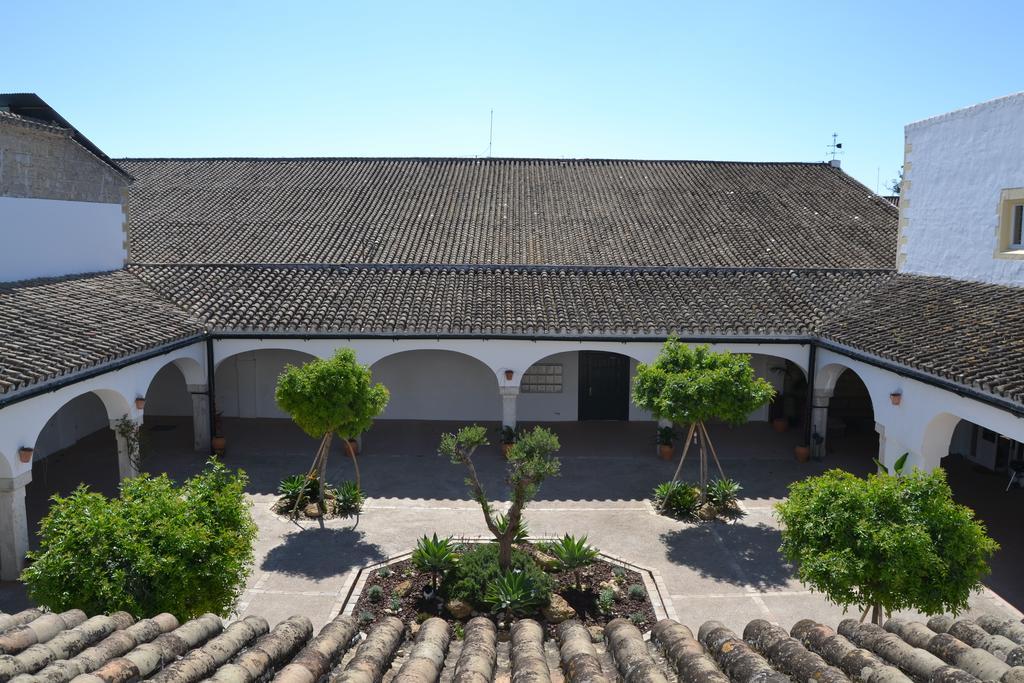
337;538;677;634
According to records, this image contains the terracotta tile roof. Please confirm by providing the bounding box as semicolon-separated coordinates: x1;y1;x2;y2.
119;157;898;269
1;608;1019;683
128;264;891;338
0;271;205;396
0;109;68;135
820;275;1024;404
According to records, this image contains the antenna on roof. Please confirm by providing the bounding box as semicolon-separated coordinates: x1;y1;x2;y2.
488;109;494;158
827;132;843;161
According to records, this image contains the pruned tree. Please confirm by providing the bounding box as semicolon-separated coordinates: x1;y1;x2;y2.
275;349;389;516
775;467;998;625
439;425;560;571
632;339;774;499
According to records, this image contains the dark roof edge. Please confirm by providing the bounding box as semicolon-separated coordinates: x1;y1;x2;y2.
0;93;133;181
128;262;896;276
118;156;840;165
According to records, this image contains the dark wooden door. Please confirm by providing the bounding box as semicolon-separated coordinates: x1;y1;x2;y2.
578;351;629;420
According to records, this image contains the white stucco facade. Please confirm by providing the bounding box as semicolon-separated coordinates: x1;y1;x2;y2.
0;196;126;281
899;92;1024;285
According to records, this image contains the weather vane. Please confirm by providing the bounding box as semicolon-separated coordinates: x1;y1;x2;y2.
828;132;843;161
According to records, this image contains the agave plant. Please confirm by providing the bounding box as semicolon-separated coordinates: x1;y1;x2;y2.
411;533;458;589
494;513;529;543
548;534;599;588
706;478;742;509
484;570;547;622
652;480;700;518
334;480;365;517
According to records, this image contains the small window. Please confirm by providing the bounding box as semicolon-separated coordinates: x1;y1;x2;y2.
1013;205;1024;248
521;363;563;393
997;189;1024;256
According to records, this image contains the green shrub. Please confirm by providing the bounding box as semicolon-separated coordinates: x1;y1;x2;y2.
446;543;551;609
389;594;401;611
652;481;701;518
358;610;374;625
366;585;384;603
334;481;364;517
23;459;256;619
485;571;548;619
597;588;615;614
629;612;646;627
453;622;465;640
627;583;647;600
278;474;318;504
412;533;458;589
377;566;392;579
706;478;742;508
548;534;599;588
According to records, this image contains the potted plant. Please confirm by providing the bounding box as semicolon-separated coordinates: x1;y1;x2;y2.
794;444;811;462
499;425;516;458
347;437;360;456
656;426;674;460
211;434;227;455
18;447;33;463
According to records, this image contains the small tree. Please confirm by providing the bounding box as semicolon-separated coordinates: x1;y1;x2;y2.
775;467;998;625
439;425;560;571
275;349;389;514
23;459;256;619
632;339;774;499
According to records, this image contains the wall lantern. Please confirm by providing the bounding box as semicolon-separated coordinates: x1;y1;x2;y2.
135;397;146;410
18;447;33;463
504;370;514;381
889;391;902;406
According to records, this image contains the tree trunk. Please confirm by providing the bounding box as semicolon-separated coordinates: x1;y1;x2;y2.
343;436;360;491
319;432;333;511
498;530;513;573
871;604;883;626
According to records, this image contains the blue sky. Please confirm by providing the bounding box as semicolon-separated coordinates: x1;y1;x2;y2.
6;1;1023;191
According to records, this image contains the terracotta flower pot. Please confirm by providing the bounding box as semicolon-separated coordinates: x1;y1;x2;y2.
347;438;359;455
794;445;811;462
18;447;33;463
890;393;902;406
504;370;514;381
658;444;674;461
134;397;146;410
211;436;227;454
502;443;513;458
771;417;788;433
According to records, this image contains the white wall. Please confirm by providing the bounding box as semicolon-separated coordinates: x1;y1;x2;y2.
371;350;501;421
518;352;580;421
215;349;315;419
900;92;1024;285
33;392;109;459
144;363;192;416
0;196;125;281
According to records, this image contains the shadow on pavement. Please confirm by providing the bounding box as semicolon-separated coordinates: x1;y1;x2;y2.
661;522;793;590
260;527;385;580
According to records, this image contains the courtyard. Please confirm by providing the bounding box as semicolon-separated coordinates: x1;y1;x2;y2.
2;417;1019;632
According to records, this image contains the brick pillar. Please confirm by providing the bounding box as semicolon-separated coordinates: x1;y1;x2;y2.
810;389;832;460
189;384;211;453
500;386;519;429
0;472;31;581
111;419;140;480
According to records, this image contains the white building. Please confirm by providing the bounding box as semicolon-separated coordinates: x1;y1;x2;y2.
0;93;1022;580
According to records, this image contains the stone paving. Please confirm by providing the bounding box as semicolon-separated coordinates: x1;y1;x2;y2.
1;418;1020;634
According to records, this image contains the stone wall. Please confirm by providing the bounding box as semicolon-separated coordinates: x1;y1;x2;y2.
0;118;127;204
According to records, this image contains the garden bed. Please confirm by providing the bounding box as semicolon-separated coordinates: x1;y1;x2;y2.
347;541;660;638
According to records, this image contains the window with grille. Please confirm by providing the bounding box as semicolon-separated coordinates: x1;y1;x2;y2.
521;363;563;393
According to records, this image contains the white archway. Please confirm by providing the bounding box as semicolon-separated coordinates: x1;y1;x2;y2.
370;349;501;422
214;348;318;420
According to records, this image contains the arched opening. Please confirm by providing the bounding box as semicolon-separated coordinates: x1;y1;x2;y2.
26;391;122;549
934;415;1024;610
213;348;319;451
748;355;807;428
367;349;501;456
826;368;877;460
143;362;194;453
518;350;644;423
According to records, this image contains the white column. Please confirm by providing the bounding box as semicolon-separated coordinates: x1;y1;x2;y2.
0;472;31;581
875;422;887;471
500;386;519;428
189;384;211;453
111;419;140;480
810;388;832;459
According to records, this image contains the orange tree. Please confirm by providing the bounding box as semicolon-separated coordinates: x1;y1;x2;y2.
275;349;389;514
632;338;774;499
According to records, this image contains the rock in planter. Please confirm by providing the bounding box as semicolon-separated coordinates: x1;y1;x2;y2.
597;581;622;601
303;503;322;519
542;595;576;624
525;546;560;572
446;600;472;620
394;580;413;598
